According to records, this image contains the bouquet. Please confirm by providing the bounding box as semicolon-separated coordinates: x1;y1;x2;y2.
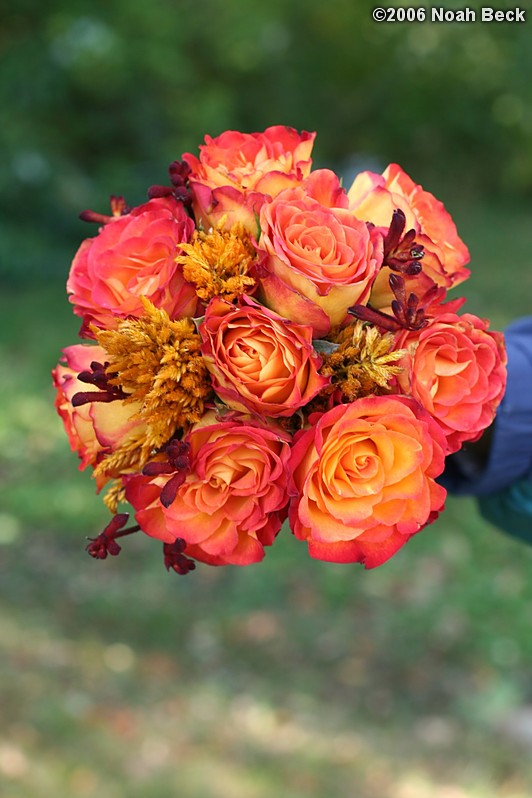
53;126;507;574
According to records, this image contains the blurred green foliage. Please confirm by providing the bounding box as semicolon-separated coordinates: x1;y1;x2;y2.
2;0;532;283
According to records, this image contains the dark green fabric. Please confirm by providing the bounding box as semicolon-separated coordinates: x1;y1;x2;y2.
478;477;532;545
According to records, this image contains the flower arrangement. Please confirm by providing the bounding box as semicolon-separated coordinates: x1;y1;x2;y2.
53;126;507;574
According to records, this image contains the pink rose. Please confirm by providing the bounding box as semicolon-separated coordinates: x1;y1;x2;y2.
67;197;197;332
125;412;292;566
52;344;144;487
257;179;382;337
396;312;507;454
289;395;447;569
348;164;470;288
200;296;329;417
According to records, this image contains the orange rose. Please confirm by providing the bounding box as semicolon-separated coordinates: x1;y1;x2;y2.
200;296;329;417
289;396;447;568
183;125;315;194
188;183;267;235
348;164;470;288
183;126;315;233
397;312;507;454
67;197;197;333
190;167;349;237
125;412;292;566
258;182;382;337
52;345;144;487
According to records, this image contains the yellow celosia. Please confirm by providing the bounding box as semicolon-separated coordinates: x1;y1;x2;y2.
320;321;406;401
92;298;212;482
102;479;127;513
176;221;256;302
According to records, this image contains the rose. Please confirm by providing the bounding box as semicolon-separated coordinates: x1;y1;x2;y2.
257;183;383;337
189;167;348;235
183;126;316;233
183;125;315;195
199;296;329;417
189;184;267;235
288;395;447;568
397;312;507;454
67;197;197;333
125;412;292;566
52;344;144;487
348;164;470;288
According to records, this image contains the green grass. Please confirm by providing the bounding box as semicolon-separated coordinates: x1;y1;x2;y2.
1;198;532;798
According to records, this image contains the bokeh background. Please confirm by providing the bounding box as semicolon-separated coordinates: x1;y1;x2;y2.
2;1;532;796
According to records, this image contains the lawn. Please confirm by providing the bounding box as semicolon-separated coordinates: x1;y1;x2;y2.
1;194;532;797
